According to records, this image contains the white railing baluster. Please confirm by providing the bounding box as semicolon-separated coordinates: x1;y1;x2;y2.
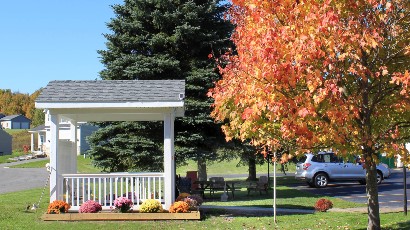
70;178;74;205
98;178;101;203
103;178;106;206
125;177;129;199
109;178;113;206
136;177;140;205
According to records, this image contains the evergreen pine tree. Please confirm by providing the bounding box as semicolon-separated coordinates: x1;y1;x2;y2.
88;0;233;173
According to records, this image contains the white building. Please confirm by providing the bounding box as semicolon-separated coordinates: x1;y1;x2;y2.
28;111;98;156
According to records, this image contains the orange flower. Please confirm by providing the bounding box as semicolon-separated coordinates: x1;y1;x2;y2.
168;201;190;213
47;200;71;214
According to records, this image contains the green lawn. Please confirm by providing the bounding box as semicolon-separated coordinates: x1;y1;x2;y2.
10;156;102;173
0;188;409;230
5;155;410;229
12;156;295;175
0;151;26;164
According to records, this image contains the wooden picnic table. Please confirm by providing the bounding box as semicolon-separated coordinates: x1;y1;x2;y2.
193;180;238;199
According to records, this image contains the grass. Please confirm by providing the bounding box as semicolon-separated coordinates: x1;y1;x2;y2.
12;156;295;176
0;151;27;164
11;156;102;173
200;181;366;210
5;154;410;229
11;156;365;210
177;159;295;176
0;188;409;230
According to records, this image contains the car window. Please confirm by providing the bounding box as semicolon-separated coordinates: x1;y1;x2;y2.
311;155;322;162
296;155;307;163
330;154;343;163
323;154;331;163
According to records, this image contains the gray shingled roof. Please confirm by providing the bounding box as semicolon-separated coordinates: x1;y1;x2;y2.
0;114;25;121
36;80;185;103
29;125;47;132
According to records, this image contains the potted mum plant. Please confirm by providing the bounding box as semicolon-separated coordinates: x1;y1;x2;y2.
79;200;102;213
113;197;134;213
139;199;163;213
46;200;71;214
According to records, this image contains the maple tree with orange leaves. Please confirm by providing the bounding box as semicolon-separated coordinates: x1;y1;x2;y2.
209;0;410;229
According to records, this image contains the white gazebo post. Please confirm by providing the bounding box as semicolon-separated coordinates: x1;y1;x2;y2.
49;112;61;202
69;120;78;174
163;111;176;209
30;132;35;152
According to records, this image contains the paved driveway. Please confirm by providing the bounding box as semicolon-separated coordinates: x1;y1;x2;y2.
292;168;410;208
0;158;49;194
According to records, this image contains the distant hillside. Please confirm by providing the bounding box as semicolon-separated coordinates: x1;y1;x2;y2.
5;129;31;153
0;89;45;127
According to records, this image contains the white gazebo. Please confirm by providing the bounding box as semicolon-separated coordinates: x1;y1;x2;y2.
35;80;185;210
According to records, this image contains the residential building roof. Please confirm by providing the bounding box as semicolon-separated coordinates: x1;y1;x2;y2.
0;114;30;121
28;125;47;132
35;80;185;103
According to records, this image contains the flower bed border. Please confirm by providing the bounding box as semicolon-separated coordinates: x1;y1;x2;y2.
41;211;200;221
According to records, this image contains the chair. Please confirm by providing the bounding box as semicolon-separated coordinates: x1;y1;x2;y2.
209;177;225;197
247;176;269;195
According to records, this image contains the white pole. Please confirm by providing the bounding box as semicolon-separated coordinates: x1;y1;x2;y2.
273;151;277;223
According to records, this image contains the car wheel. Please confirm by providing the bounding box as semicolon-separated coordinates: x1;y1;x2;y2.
376;171;383;185
314;173;328;188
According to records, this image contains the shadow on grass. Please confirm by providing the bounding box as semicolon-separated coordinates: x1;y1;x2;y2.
202;186;318;211
200;204;313;219
391;221;410;229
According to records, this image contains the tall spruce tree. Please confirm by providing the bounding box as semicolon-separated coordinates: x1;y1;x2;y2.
88;0;233;175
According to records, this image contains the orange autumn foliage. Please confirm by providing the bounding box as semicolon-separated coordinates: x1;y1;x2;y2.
210;0;410;160
209;1;410;228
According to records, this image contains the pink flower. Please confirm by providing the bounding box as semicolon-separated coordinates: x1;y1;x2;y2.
79;200;102;213
113;197;133;213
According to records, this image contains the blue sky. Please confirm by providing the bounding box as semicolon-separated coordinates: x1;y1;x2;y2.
0;0;123;94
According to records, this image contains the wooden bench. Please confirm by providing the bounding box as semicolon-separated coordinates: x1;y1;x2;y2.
246;176;269;195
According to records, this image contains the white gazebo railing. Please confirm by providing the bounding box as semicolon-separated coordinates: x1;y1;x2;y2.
62;172;165;210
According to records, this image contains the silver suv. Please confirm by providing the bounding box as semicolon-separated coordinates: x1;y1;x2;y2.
295;151;391;188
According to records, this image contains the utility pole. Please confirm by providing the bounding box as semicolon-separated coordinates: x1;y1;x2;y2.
404;153;408;216
404;165;407;215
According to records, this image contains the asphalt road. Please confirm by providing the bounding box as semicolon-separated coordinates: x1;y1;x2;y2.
0;158;49;194
291;168;410;208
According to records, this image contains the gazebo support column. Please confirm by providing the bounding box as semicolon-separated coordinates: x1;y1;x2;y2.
30;133;35;152
49;113;61;202
69;120;78;174
164;112;176;210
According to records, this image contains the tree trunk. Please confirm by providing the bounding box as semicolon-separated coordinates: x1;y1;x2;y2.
247;154;257;181
365;153;381;230
197;158;207;181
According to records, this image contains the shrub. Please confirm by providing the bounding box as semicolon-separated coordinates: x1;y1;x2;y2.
47;200;71;214
113;197;133;213
79;200;102;213
314;198;333;212
169;201;190;213
139;199;163;213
